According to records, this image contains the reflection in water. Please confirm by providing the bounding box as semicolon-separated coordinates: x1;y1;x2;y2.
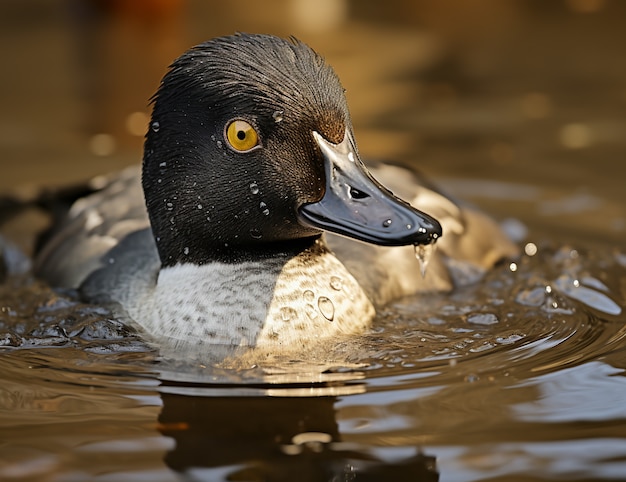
159;391;438;481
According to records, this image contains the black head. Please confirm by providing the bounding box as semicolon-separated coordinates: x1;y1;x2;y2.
143;33;441;266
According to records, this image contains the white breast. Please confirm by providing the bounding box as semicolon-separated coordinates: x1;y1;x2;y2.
126;241;374;350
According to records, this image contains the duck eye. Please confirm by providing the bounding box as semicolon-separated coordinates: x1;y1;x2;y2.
225;120;259;152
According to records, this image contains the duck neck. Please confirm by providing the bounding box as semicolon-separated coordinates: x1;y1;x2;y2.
154;233;323;266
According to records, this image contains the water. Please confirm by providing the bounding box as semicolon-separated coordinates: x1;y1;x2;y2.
414;243;437;278
1;1;626;481
1;241;625;481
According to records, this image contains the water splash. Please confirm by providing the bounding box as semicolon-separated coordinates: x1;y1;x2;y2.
414;243;437;278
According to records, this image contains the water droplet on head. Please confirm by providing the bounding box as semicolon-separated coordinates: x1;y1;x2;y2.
249;228;262;239
382;219;392;228
272;110;284;123
259;201;270;216
318;297;335;321
249;182;259;195
303;290;315;302
166;202;173;210
216;140;223;148
159;161;167;167
150;121;160;132
414;243;437;278
183;247;189;255
197;204;203;210
329;276;343;291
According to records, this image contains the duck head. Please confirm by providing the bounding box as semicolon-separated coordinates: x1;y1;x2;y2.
143;33;442;266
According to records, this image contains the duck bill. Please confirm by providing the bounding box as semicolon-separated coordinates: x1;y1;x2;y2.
299;130;442;247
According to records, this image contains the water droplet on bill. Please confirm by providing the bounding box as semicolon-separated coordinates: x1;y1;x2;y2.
414;243;437;278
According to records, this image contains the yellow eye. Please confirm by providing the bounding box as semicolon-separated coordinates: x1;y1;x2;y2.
225;120;259;152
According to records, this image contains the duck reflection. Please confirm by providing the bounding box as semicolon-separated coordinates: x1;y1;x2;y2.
158;390;439;481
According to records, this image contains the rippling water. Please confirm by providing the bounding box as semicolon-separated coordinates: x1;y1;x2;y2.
1;223;625;480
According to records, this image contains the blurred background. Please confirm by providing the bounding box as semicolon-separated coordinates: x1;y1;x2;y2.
0;0;624;247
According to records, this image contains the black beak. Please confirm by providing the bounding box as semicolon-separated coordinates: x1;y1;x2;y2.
299;130;442;246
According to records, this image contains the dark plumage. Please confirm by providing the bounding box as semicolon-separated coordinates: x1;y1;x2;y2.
144;35;351;265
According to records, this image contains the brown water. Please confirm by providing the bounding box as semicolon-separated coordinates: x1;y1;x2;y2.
1;1;626;481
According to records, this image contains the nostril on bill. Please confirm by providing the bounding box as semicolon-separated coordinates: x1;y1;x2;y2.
349;187;369;200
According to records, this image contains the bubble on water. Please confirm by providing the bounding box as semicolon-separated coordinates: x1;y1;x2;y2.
524;242;538;256
464;373;480;383
414;243;437;278
150;121;160;132
249;182;259;195
318;297;335;321
467;313;499;325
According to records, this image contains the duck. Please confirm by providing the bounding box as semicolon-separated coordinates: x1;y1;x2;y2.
35;33;518;350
